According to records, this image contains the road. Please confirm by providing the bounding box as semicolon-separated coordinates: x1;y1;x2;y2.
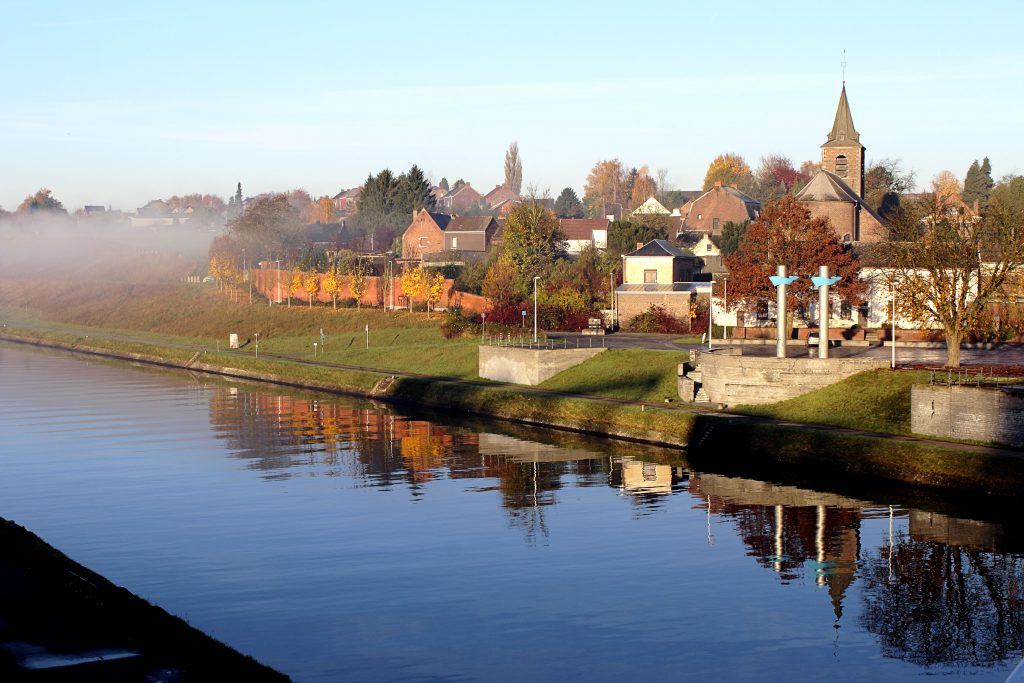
548;331;1024;369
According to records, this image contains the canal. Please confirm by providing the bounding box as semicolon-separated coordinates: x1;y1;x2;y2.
0;342;1021;681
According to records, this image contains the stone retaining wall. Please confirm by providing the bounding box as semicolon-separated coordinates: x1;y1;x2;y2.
698;349;889;406
479;346;605;386
911;384;1024;448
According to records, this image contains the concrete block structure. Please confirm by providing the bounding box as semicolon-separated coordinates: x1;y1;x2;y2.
478;346;605;386
911;384;1024;448
695;349;888;406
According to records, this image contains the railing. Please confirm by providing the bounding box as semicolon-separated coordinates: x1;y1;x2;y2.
481;334;606;349
928;367;1024;389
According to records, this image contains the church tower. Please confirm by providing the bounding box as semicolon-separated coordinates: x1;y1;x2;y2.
821;85;864;197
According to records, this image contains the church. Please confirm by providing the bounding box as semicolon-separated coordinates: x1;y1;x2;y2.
796;86;887;242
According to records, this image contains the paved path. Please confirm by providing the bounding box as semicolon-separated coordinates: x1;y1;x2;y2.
6;320;1024;463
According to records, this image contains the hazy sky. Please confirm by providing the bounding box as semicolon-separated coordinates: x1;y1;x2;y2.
3;1;1022;211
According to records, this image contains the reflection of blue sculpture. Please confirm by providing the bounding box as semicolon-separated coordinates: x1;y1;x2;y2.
811;276;842;288
769;275;799;287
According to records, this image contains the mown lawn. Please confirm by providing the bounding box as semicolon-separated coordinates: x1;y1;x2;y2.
539;349;684;402
730;369;935;435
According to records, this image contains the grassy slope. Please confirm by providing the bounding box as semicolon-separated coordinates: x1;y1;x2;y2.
730;369;935;435
539;349;682;402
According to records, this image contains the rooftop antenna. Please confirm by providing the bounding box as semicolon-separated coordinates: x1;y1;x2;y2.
841;50;847;86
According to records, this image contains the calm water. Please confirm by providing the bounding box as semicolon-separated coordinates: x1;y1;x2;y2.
1;342;1022;682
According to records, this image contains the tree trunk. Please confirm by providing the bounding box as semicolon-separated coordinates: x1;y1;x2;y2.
332;295;336;310
945;326;963;368
308;296;312;308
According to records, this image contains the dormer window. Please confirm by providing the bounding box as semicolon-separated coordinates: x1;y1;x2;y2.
835;155;848;177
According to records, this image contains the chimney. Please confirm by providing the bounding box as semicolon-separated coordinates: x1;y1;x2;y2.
636;242;644;250
714;181;723;188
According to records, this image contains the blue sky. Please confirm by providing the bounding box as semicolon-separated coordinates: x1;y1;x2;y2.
3;1;1022;211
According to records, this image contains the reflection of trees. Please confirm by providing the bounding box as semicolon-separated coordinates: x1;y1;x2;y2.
860;531;1024;666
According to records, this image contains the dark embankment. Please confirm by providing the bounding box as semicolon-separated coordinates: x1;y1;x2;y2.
0;518;290;681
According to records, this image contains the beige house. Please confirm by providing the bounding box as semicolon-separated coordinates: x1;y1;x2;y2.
616;240;708;322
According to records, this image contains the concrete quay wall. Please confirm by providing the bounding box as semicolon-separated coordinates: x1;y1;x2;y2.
479;346;605;386
911;384;1024;448
698;350;889;406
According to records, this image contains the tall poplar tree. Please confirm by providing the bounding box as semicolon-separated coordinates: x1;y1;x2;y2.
504;142;523;195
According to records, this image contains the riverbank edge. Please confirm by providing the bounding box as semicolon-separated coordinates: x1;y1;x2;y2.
0;517;290;680
3;329;1022;498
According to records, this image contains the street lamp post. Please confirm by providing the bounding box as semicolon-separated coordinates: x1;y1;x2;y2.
481;313;486;344
891;278;897;369
722;276;728;343
274;259;282;306
533;276;540;343
254;332;259;359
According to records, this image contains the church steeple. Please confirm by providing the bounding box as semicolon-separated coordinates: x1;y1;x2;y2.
820;84;865;197
824;85;860;147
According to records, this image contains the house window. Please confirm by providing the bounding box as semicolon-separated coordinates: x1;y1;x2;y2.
644;269;658;284
841;302;852;319
835;155;848;177
842;233;851;243
451;237;458;250
713;218;720;231
706;242;713;253
419;236;428;245
697;214;702;220
756;301;769;321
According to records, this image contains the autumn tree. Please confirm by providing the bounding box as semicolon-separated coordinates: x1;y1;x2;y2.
584;159;628;217
504;142;523;196
349;259;368;309
17;189;67;215
724;195;865;332
630;166;656;209
482;257;525;307
401;265;427;312
426;272;447;316
227;194;304;260
289;269;303;307
321;269;341;308
931;170;962;199
751;155;808;203
703;153;753;192
500;202;566;283
303;272;320;308
880;183;1024;367
554;187;584;218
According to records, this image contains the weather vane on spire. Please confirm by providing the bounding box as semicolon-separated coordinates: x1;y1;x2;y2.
842;50;847;85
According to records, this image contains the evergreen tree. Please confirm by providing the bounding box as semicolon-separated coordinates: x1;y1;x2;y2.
439;177;449;193
980;157;994;208
396;164;435;214
554;187;584;218
963;158;995;210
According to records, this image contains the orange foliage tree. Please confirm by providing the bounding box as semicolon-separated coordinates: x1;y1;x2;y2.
289;269;303;307
724;195;865;331
401;265;427;312
321;269;341;308
703;153;753;191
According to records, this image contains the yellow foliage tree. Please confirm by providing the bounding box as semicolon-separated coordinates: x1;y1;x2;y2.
303;272;320;308
321;269;340;309
350;260;368;310
425;272;447;317
401;265;427;312
703;153;752;191
289;269;303;307
931;170;962;199
630;165;656;209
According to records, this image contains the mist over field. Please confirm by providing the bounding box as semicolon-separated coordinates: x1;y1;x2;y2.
0;214;216;284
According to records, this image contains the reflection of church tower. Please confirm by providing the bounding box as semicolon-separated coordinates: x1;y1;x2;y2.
821;85;864;197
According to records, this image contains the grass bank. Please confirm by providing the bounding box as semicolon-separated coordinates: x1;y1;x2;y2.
0;517;289;680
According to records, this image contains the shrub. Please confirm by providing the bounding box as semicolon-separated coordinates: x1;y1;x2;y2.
440;307;479;339
627;304;690;334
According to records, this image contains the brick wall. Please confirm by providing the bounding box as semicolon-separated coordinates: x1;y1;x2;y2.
804;200;858;241
618;291;694;324
911;384;1024;448
822;146;864;197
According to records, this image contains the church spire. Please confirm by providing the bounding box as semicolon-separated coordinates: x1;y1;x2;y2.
824;85;860;147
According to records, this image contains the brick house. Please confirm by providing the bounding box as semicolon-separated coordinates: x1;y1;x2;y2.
631;196;671;216
401;210;498;261
615;240;708;322
484;184;519;207
331;187;362;214
680;183;760;234
438;183;485;214
796;85;886;242
560;218;610;254
401;210;451;259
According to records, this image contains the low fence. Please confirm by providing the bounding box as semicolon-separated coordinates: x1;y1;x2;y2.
481;334;607;350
